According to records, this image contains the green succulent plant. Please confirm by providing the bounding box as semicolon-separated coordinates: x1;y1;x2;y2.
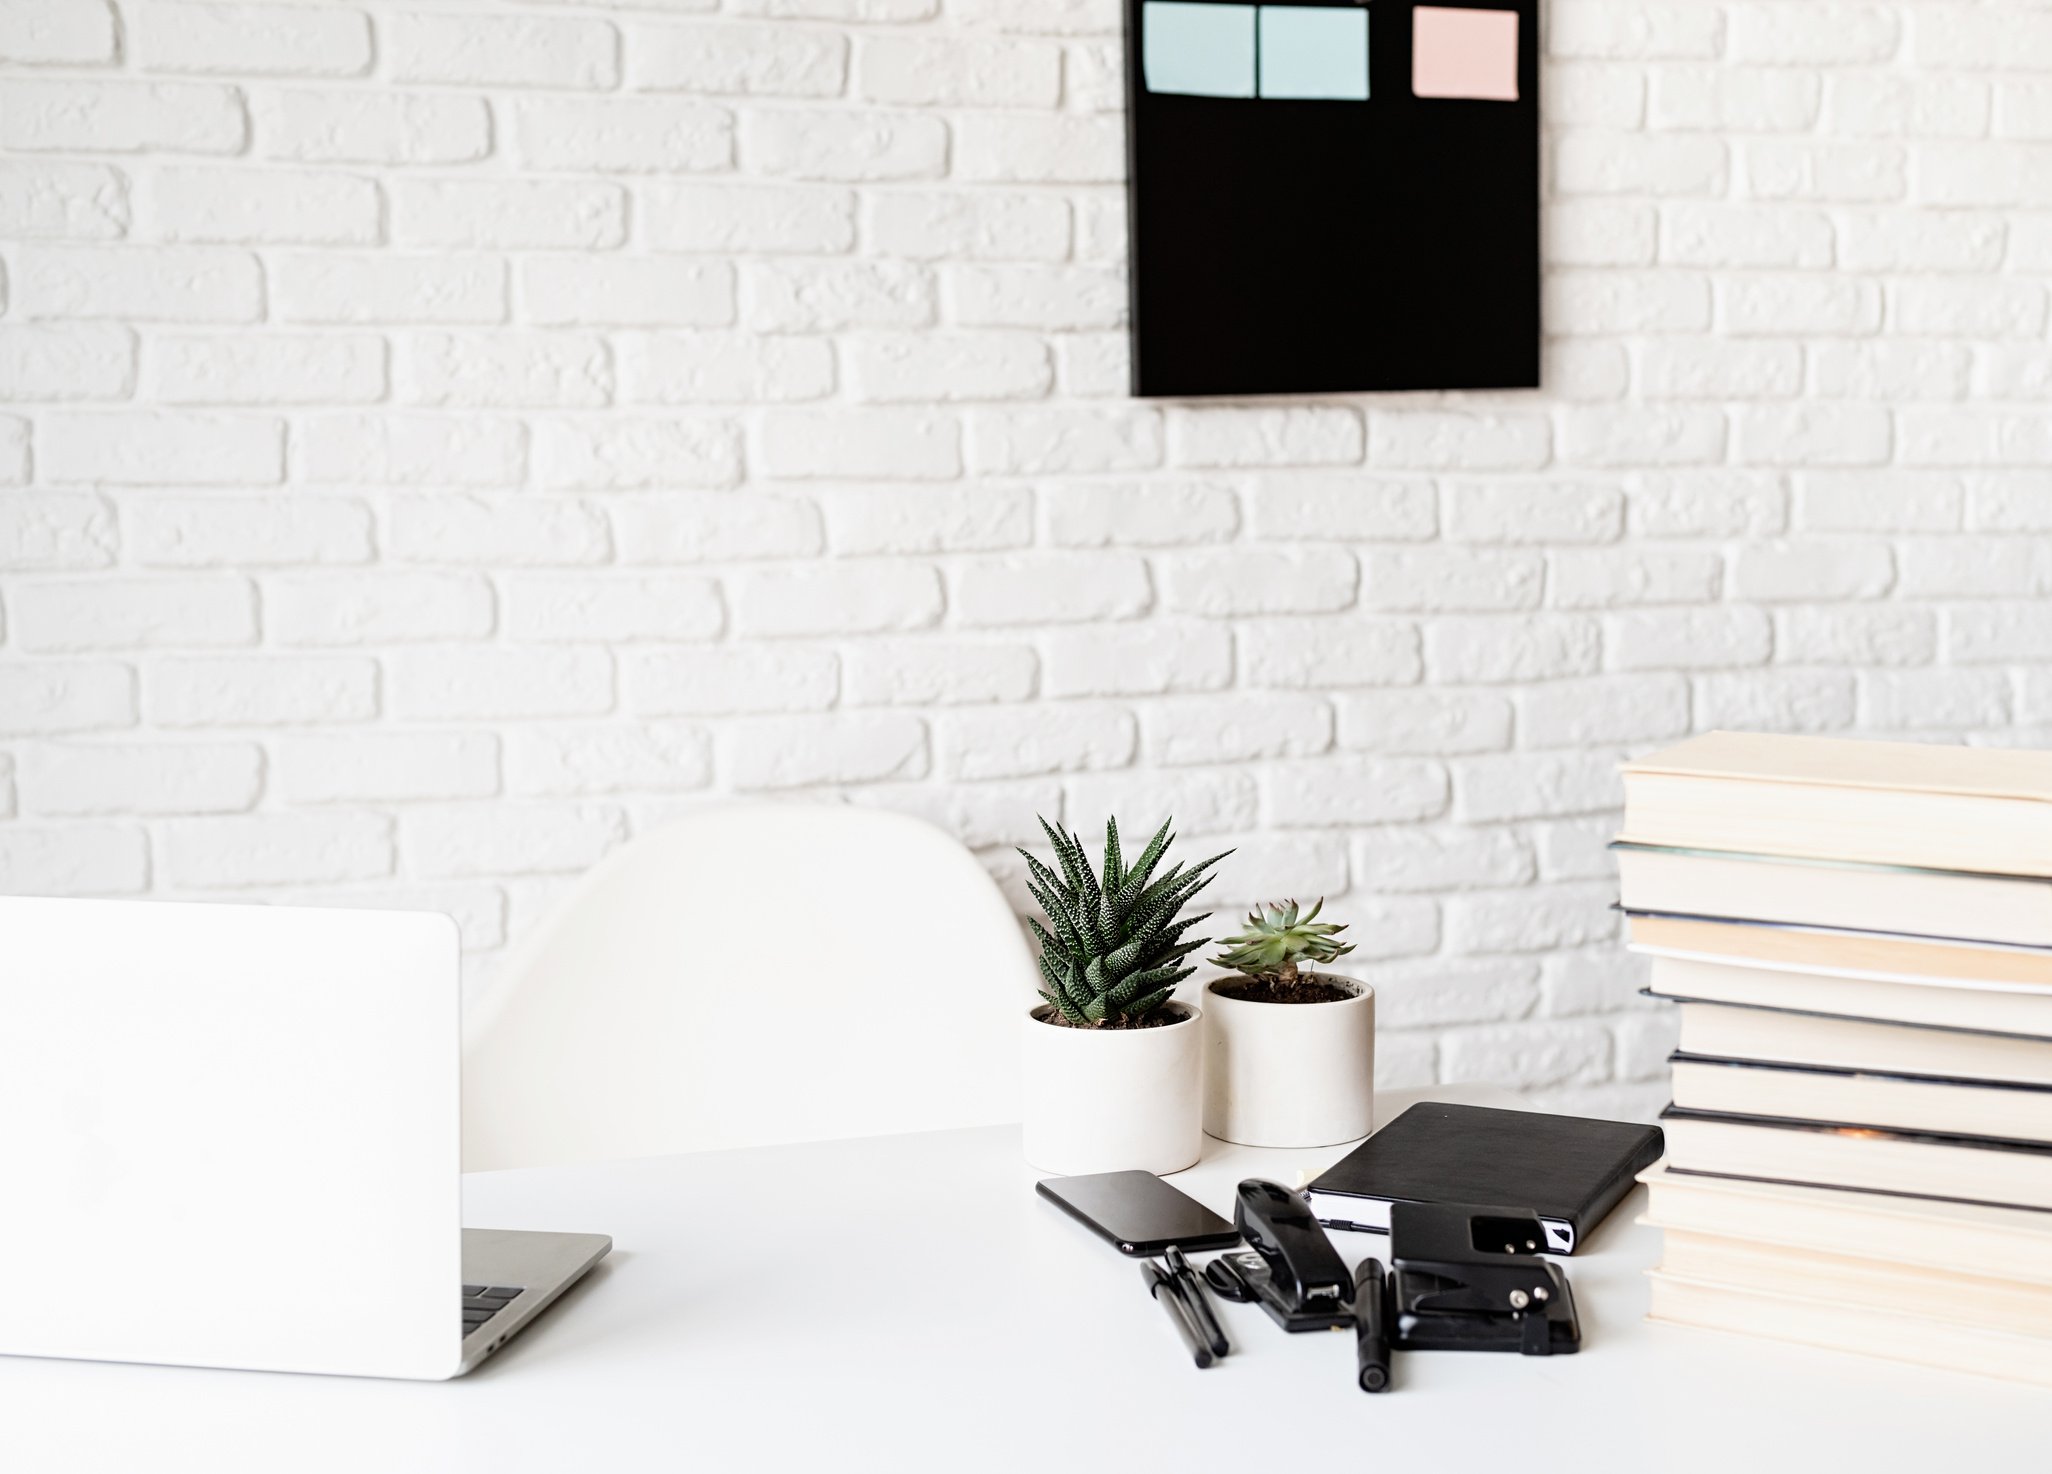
1211;899;1355;986
1021;816;1230;1029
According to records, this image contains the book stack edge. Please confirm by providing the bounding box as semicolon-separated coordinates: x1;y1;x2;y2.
1619;731;2052;1388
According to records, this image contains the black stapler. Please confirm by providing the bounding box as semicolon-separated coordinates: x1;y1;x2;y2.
1202;1180;1356;1332
1385;1201;1580;1356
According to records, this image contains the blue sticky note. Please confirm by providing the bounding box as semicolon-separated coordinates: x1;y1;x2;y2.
1143;1;1257;98
1258;6;1370;101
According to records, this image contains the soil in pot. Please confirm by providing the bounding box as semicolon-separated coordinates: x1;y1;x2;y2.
1212;976;1354;1005
1031;1003;1188;1029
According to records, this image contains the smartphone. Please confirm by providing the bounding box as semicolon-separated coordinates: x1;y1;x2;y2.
1036;1170;1242;1256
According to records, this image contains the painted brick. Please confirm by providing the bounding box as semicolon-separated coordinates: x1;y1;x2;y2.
254;90;491;166
141;167;380;245
502;728;713;797
503;573;723;642
133;3;372;77
1043;481;1237;547
933;704;1132;781
627;646;840;715
17;246;262;323
756;408;958;480
275;254;506;326
746;108;952;180
1142;693;1333;768
942;264;1126;330
512;97;732;174
392;179;626;250
274;731;500;804
642;183;856;254
847;334;1052;404
19;741;261;816
398;332;611;409
629;21;846;96
2;81;246;154
1694;669;1857;733
819;486;1031;555
147;655;378;728
1352;828;1535;895
864;192;1069;261
1241;618;1422;687
1040;620;1233;698
1425;616;1602;683
160;812;392;888
0;662;135;735
150;332;385;405
388;12;619;88
951;552;1151;626
11;576;254;651
1159;548;1357;616
42;411;281;485
0;162;128;240
531;415;740;490
748;261;933;331
269;572;497;647
618;332;834;404
0;493;115;570
841;640;1035;706
300;414;525;486
967;407;1161;475
1244;477;1437;541
523;258;734;329
388;495;609;568
608;494;819;563
126;496;372;567
0;0;116;64
731;562;940;637
386;648;615;721
856;35;1062;107
1260;756;1445;826
0;824;148;895
0;324;132;404
719;712;928;789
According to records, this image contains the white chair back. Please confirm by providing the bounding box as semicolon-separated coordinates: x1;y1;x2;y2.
463;803;1038;1170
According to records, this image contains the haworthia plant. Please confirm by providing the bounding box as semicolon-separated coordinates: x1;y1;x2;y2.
1020;816;1230;1028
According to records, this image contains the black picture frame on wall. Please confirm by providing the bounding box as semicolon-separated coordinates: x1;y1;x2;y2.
1122;0;1540;398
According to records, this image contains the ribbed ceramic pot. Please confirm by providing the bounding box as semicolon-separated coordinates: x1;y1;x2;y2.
1203;976;1374;1148
1021;1002;1204;1175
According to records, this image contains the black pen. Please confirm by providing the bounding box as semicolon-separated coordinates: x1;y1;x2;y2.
1164;1244;1229;1357
1141;1260;1213;1368
1353;1257;1392;1393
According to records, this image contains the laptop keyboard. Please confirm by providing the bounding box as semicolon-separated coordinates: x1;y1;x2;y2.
462;1284;524;1338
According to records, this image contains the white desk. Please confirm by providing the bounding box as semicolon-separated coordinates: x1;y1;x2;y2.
3;1085;2041;1473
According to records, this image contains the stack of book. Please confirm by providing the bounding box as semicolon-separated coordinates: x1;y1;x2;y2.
1616;730;2052;1386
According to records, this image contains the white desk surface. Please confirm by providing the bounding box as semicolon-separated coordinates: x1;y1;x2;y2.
4;1084;2043;1474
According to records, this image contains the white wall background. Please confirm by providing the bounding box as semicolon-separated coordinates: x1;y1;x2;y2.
2;0;2050;1118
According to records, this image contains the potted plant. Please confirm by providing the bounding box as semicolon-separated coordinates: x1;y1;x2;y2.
1019;815;1229;1175
1203;899;1374;1148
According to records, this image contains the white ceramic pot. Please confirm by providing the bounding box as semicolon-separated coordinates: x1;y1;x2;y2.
1020;1002;1204;1175
1203;976;1375;1148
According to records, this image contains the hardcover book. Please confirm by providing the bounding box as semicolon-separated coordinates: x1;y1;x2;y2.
1305;1101;1663;1253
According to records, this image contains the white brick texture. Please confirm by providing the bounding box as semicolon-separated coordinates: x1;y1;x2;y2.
1;1;2047;1108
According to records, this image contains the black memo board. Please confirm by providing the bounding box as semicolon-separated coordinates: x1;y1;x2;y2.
1122;0;1539;397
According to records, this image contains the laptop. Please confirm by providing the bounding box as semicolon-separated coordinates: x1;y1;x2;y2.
0;895;609;1380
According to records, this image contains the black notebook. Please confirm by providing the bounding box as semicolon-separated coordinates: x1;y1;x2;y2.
1306;1102;1664;1254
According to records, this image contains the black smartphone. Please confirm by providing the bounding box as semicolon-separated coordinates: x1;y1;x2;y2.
1036;1171;1242;1256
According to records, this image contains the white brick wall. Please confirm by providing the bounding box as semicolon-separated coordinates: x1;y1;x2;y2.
4;0;2051;1118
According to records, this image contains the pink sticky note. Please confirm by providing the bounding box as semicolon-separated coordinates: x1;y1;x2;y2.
1412;6;1520;102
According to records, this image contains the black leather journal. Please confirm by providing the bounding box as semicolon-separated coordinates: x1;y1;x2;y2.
1305;1102;1664;1253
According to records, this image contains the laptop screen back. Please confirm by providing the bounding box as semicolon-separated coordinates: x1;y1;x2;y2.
0;896;460;1379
